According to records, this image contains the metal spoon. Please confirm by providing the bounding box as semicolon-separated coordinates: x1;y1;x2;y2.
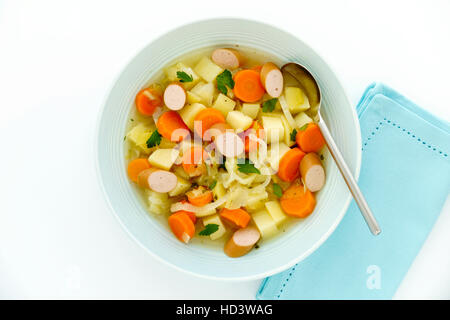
281;63;381;235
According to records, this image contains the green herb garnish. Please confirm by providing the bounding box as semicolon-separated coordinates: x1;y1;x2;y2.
146;130;162;148
209;180;217;190
320;154;324;161
130;118;134;122
299;123;309;131
273;183;283;198
290;129;297;142
199;224;219;236
237;159;260;174
176;71;193;83
262;98;278;112
216;69;234;95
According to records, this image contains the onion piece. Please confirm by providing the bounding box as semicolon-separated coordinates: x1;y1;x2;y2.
247;134;267;168
278;95;297;129
152;106;164;123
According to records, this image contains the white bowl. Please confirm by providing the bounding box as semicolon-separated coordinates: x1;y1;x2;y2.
96;18;361;280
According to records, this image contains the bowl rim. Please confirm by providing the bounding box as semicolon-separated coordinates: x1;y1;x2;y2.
95;17;362;281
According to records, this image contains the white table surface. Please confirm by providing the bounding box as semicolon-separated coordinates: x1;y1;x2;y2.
0;0;449;299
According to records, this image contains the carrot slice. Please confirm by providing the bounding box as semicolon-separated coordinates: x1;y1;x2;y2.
193;108;226;138
172;211;196;224
168;212;195;243
156;110;190;142
280;182;316;218
233;69;265;102
127;158;151;183
244;121;264;152
187;186;213;206
173;201;197;224
296;123;326;153
181;146;208;177
220;208;251;228
135;87;163;116
277;147;306;182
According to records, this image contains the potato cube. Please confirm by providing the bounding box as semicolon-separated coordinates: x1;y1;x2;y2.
168;175;191;197
148;149;179;170
179;103;206;130
245;191;269;212
126;123;154;151
226;110;253;132
285;87;310;114
241;103;260;119
262;116;285;143
252;209;278;238
165;62;200;90
265;200;287;226
212;93;236;117
194;57;223;82
202;214;226;240
294;112;313;129
191;82;215;106
267;142;291;172
187;91;202;104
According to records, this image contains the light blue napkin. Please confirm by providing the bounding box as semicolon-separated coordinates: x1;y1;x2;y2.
257;83;450;300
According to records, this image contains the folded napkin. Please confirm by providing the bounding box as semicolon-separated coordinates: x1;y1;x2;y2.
257;83;450;300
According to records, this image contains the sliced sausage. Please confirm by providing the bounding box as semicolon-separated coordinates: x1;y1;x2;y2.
260;62;284;98
163;83;186;111
211;48;243;69
300;153;325;192
224;226;260;258
137;168;178;193
215;131;245;158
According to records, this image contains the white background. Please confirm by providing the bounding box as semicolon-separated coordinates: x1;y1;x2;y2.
0;0;449;299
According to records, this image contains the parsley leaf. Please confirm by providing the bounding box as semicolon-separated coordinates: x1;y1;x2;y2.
199;224;219;236
290;129;297;142
176;71;193;83
216;70;234;95
273;183;283;198
237;159;260;174
146;130;162;148
262;98;278;112
299;123;309;131
209;180;217;190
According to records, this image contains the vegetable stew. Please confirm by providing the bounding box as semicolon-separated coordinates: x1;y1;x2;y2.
124;47;326;258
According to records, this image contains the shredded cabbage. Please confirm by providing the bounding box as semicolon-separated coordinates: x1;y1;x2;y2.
225;184;249;210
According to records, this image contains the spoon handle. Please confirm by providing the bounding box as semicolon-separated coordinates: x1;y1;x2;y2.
317;116;381;235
